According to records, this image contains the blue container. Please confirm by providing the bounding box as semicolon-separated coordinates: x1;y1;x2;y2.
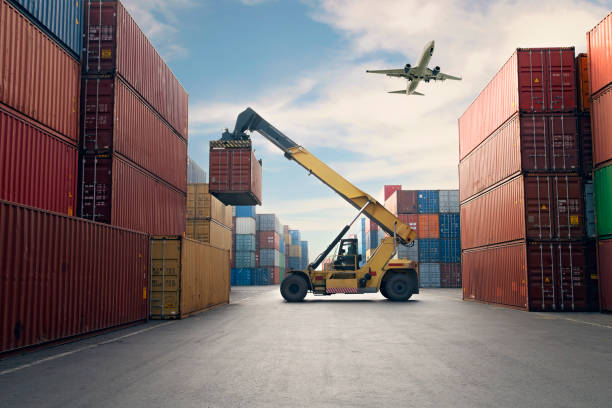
584;182;596;238
439;213;460;238
10;0;83;59
279;233;285;252
288;257;301;270
251;268;271;285
417;190;439;214
418;238;440;262
289;230;301;244
366;230;379;250
300;241;309;268
439;239;461;263
234;251;256;268
231;268;253;286
235;234;256;252
235;206;256;218
419;263;441;288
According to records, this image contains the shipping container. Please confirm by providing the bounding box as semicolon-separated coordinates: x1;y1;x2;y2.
187;156;206;183
234;251;256;268
460;174;584;250
584;181;596;238
459;113;581;202
0;200;149;353
385;190;418;215
591;85;612;168
258;231;280;250
231;268;253;286
300;241;309;268
397;240;419;262
259;249;280;267
289;230;301;244
83;0;188;138
440;263;462;288
598;238;612;312
209;142;262;205
384;185;402;201
462;241;597;311
186;183;232;227
439;213;460;238
438;190;459;213
80;154;186;235
440;238;461;263
82;77;187;191
587;13;612;96
288;257;301;270
235;234;256;252
419;263;441;288
459;48;576;160
417;214;440;239
1;0;80;139
235;206;256;218
579;113;593;177
257;214;281;232
418;239;440;262
398;214;418;231
150;236;230;319
235;217;256;235
594;164;612;238
418;190;439;213
9;0;83;58
1;107;77;215
289;244;302;258
186;219;232;250
576;53;590;111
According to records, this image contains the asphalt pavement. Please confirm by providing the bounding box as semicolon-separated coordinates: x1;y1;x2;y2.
1;287;611;408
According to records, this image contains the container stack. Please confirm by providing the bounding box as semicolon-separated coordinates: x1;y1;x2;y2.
0;0;81;215
384;189;460;288
459;47;598;312
588;14;612;312
300;241;310;269
288;230;303;270
79;0;188;235
187;156;207;183
358;218;366;267
232;206;257;271
186;183;232;250
256;214;282;284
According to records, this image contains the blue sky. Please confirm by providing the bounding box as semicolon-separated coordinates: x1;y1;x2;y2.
125;0;610;260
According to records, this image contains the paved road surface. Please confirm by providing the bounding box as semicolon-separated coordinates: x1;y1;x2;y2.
1;287;611;407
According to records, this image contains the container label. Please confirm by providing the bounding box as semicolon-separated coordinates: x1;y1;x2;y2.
570;215;579;225
101;49;112;59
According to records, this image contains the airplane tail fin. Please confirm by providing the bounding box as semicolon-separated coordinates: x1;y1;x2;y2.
388;90;407;94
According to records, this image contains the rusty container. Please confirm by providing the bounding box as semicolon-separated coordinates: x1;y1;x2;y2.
209;141;262;206
587;12;612;96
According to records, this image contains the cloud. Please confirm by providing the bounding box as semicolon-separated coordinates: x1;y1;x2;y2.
241;0;276;5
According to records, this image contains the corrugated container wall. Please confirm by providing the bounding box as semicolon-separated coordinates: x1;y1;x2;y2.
9;0;83;58
235;206;256;218
235;217;256;235
0;200;149;353
591;85;612;168
187;156;206;183
420;263;441;288
598;239;612;312
594;164;612;238
576;53;590;111
1;108;77;215
385;190;418;215
209;144;262;206
186;220;232;250
459;48;576;160
418;190;439;213
439;190;460;213
0;0;80;140
587;13;612;96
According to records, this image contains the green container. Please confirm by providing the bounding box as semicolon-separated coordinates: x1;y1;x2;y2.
594;164;612;238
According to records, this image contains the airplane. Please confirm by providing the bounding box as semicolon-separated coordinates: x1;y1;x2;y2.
366;40;461;95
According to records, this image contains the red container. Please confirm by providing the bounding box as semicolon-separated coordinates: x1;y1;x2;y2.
82;77;187;191
461;174;584;250
385;190;418;214
587;13;612;96
79;154;186;235
384;185;401;201
459;48;576;160
463;241;597;312
591;85;612;168
272;267;280;285
579;113;593;176
576;53;590;111
459;113;581;202
1;107;77;215
440;263;461;288
0;200;149;353
0;0;80;140
417;214;439;239
83;1;188;138
209;147;262;205
258;231;280;250
398;214;417;231
598;238;612;312
364;218;378;233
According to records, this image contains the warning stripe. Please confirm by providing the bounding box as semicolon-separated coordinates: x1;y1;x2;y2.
326;288;358;294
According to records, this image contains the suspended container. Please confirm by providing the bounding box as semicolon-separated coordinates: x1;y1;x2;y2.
209;140;262;205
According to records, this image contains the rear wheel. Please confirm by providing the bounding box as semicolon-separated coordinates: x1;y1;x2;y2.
380;284;389;299
384;274;414;301
280;274;308;302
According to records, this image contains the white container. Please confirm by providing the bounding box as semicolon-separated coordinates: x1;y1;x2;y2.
398;240;419;262
439;189;460;213
235;217;256;235
419;262;441;288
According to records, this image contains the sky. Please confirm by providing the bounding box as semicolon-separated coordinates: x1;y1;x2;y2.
123;0;610;261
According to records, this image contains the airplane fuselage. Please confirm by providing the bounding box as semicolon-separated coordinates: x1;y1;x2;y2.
407;40;435;94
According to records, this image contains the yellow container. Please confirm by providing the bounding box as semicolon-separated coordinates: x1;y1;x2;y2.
289;245;302;258
186;219;232;250
187;183;232;227
150;236;230;319
284;232;292;246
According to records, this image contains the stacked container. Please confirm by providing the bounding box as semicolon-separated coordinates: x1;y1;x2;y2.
0;0;81;215
79;0;188;235
300;241;310;269
289;230;302;270
383;189;461;288
187;156;207;183
588;13;612;312
256;214;282;284
232;206;257;270
359;218;366;267
459;47;598;312
186;183;232;250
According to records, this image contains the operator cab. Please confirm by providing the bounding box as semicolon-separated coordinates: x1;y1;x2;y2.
332;238;362;271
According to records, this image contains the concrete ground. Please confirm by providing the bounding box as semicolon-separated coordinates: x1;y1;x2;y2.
1;287;611;408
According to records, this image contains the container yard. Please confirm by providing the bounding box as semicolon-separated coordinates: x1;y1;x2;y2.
2;2;612;407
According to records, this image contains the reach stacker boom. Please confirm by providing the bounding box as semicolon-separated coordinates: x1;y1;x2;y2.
222;108;418;302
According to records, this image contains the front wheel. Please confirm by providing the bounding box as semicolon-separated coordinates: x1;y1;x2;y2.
384;274;414;301
280;274;308;302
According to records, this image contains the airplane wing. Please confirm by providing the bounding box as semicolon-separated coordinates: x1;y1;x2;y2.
434;72;462;81
366;69;408;78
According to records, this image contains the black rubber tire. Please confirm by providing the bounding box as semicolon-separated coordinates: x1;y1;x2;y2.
380;284;389;299
280;274;308;302
384;273;413;301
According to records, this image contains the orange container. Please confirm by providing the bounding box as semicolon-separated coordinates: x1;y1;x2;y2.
576;53;590;111
417;214;439;238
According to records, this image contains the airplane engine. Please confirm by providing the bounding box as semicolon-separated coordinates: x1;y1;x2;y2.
404;63;411;74
432;66;440;76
